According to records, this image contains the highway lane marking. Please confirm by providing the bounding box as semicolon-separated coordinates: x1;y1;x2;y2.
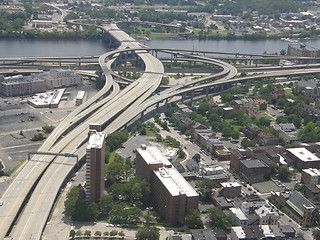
2;143;42;150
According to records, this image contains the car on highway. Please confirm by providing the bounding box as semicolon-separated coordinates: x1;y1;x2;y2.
0;201;3;206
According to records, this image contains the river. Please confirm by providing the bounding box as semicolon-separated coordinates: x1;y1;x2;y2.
0;38;319;57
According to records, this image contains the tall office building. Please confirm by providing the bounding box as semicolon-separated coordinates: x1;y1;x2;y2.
85;124;105;202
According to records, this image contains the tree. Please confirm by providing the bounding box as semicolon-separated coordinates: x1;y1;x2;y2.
106;161;131;183
84;230;91;237
94;231;102;237
30;133;46;141
192;153;201;163
42;124;54;133
69;230;76;239
99;195;114;218
207;207;233;230
109;205;142;224
136;227;160;240
278;166;290;181
64;185;88;221
86;202;99;221
196;179;217;201
110;230;118;236
241;138;255;148
155;134;162;142
105;131;129;152
313;230;320;240
185;209;204;229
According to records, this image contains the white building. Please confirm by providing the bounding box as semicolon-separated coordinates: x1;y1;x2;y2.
39;69;82;88
254;205;280;225
241;200;266;215
201;165;224;176
229;207;248;226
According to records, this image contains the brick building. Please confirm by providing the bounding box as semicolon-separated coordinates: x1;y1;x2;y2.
240;159;271;183
85;124;105;202
287;148;320;170
301;168;320;185
136;145;199;225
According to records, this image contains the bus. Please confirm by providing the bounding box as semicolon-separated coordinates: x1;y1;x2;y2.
75;90;86;106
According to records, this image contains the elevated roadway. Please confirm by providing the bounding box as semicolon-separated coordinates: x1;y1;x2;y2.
1;22;320;240
3;23;163;240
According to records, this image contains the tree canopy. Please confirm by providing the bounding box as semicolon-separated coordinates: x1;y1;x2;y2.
136;227;160;240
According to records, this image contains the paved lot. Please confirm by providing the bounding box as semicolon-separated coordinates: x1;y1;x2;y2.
253;181;281;194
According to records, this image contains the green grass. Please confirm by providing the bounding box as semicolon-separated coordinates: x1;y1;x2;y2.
224;119;243;131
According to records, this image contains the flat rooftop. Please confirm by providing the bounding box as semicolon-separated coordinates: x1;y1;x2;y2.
154;167;198;197
287;148;320;162
136;145;172;167
221;182;241;188
87;130;105;149
303;168;320;176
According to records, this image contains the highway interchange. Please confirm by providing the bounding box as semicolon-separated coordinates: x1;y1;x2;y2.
0;22;320;240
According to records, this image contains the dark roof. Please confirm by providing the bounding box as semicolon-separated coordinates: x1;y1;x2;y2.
279;224;296;234
229;149;245;160
305;184;320;194
190;229;227;240
172;162;185;173
240;159;269;169
242;226;264;239
251;153;273;165
287;191;316;216
213;197;233;208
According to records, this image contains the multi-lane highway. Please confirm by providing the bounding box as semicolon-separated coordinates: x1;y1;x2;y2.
0;23;163;240
0;21;320;240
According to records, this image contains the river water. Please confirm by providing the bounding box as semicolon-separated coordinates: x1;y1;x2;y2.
0;38;319;57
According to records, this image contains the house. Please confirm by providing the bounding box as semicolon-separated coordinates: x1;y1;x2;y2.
223;107;234;119
186;159;199;172
231;225;287;240
242;123;262;139
270;122;298;144
254;99;267;110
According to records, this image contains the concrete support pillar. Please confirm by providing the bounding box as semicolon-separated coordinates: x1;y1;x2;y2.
206;87;209;97
140;111;144;121
182;93;186;103
156;102;160;112
191;90;194;102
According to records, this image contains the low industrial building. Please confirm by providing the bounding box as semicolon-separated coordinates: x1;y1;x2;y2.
28;88;65;108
